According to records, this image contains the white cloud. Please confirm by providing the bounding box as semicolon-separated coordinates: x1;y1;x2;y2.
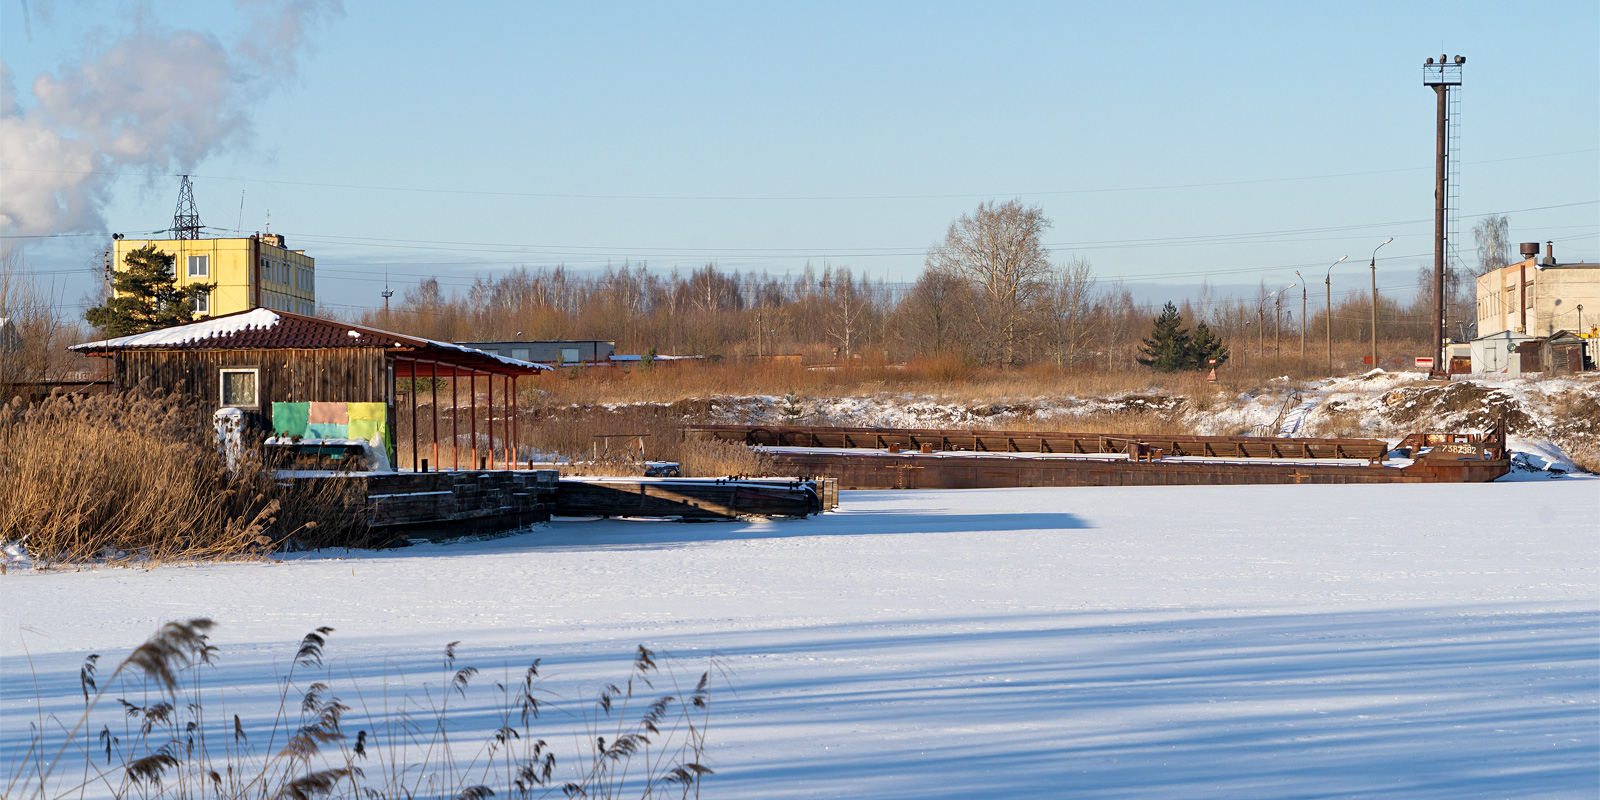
0;1;340;236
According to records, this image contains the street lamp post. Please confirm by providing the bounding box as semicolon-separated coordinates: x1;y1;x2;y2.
1275;293;1282;356
1324;255;1349;374
1257;283;1296;364
1369;238;1393;369
1258;301;1266;360
1295;270;1307;365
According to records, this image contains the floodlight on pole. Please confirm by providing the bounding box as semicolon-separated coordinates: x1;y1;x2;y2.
1424;55;1464;375
1324;255;1349;374
1369;237;1393;369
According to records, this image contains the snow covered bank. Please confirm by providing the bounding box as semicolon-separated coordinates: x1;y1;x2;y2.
602;373;1597;474
4;480;1595;798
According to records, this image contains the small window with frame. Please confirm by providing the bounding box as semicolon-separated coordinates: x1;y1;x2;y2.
220;368;259;408
560;348;580;364
188;255;209;277
193;291;210;314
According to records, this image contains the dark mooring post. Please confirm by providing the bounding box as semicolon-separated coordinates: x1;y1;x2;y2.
430;360;439;471
407;360;418;473
1424;55;1463;375
451;364;459;470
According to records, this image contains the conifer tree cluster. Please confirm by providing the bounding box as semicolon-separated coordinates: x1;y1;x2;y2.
86;245;215;336
1136;302;1229;372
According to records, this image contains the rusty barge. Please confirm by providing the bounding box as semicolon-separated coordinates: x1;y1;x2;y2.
687;421;1510;489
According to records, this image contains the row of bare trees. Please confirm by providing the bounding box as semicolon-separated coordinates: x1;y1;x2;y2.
350;200;1454;372
3;202;1489;389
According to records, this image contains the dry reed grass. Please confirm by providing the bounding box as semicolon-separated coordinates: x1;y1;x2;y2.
0;391;364;564
8;620;717;800
513;404;774;478
518;339;1438;408
1563;441;1600;474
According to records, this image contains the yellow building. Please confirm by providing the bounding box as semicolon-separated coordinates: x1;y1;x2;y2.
110;233;315;317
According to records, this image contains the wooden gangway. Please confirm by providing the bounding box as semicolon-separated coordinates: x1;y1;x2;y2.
554;476;825;519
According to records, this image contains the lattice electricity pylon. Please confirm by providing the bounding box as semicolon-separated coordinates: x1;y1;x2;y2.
172;175;203;239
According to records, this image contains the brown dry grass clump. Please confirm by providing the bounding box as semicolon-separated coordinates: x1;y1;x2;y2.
0;390;362;564
677;437;775;476
520;339;1436;409
530;360;1241;407
1545;386;1600;473
513;403;774;478
995;408;1193;436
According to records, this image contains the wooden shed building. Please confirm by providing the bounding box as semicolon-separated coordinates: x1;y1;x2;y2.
71;308;551;471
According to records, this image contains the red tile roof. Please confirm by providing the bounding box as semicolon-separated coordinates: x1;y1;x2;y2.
71;309;551;375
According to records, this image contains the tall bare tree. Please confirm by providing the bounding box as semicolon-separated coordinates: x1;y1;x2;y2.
1473;214;1511;277
899;266;972;358
1044;256;1096;367
825;267;873;362
927;199;1054;364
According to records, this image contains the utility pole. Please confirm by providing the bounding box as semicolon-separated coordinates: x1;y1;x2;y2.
381;268;393;317
1370;237;1393;369
1424;55;1463;375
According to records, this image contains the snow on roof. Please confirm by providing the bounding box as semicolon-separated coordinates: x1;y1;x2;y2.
71;308;282;351
609;353;704;361
69;308;552;372
418;337;554;371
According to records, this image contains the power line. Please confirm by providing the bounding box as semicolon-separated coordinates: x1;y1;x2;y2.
1;148;1593;202
272;200;1597;261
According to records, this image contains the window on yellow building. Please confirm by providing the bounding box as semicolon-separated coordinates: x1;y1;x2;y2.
193;291;209;314
188;255;209;277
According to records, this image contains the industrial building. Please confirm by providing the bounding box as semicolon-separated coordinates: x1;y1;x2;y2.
460;340;615;365
1475;242;1600;338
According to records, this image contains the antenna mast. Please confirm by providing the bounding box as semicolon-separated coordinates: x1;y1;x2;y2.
172;175;203;239
381;268;394;315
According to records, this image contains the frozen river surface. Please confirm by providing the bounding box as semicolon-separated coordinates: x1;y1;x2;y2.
4;479;1597;798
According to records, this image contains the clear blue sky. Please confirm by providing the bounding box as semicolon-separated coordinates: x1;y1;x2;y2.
3;1;1596;316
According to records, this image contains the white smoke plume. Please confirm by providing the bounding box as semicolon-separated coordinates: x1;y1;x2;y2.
0;1;341;236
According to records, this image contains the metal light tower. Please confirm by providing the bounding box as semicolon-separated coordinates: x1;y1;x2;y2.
172;175;202;239
1424;55;1463;374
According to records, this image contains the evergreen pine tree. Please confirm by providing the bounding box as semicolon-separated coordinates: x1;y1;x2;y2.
1187;321;1230;369
1136;302;1192;372
86;245;215;336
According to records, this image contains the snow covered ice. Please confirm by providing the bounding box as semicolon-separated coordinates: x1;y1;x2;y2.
4;480;1596;798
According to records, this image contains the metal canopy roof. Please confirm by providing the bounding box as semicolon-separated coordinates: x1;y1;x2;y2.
71;308;552;376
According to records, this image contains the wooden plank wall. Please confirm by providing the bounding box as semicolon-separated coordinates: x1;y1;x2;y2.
114;348;389;407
